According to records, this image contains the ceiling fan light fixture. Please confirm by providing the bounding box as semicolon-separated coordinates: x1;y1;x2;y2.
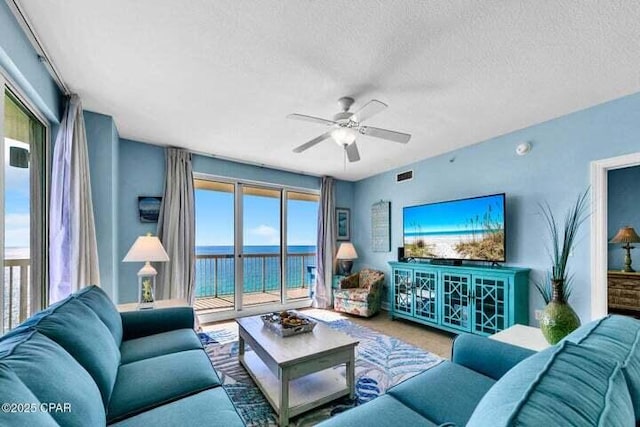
289;97;410;160
331;127;357;146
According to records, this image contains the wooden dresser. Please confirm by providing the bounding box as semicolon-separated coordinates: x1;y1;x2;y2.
608;271;640;313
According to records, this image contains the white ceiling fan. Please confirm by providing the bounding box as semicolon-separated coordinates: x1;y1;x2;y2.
288;97;411;163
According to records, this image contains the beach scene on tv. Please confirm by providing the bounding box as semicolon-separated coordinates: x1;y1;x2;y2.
403;194;505;262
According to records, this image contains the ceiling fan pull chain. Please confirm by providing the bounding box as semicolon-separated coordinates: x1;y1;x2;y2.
344;146;347;171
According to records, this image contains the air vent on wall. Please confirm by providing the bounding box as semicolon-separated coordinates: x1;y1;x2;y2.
396;170;413;183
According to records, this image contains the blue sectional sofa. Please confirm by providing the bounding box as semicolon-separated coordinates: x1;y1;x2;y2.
319;315;640;427
0;285;244;426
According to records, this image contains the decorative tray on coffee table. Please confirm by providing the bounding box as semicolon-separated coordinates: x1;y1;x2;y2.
260;310;316;337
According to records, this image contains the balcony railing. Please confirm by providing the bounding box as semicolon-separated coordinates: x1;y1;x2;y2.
2;253;314;328
194;252;315;298
2;258;30;333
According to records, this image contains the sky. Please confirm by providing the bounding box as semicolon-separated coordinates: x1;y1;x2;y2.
6;149;318;252
4;138;30;249
195;188;318;247
403;194;504;234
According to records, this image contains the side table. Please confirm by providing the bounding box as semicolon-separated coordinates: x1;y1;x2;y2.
489;324;550;352
117;298;189;312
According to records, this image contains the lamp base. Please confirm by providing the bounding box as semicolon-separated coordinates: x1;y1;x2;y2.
622;245;635;273
339;260;354;276
138;267;157;309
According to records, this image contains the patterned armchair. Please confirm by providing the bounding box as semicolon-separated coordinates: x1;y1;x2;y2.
333;269;385;317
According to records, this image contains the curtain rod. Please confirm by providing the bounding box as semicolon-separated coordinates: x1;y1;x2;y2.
7;0;70;95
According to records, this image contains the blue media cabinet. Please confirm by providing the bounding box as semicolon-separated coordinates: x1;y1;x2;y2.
388;262;530;336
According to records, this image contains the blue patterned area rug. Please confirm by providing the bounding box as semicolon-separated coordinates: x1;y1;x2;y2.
199;316;443;426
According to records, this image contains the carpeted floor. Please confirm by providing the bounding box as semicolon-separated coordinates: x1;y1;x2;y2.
199;311;443;426
345;311;455;359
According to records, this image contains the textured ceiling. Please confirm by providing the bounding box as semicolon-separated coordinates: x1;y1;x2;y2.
19;1;640;180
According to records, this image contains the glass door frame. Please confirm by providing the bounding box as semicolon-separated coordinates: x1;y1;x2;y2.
237;182;284;310
1;70;51;330
194;172;319;323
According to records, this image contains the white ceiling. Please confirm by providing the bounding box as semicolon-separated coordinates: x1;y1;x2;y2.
19;1;640;181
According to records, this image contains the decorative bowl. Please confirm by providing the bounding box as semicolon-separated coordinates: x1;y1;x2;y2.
260;311;316;337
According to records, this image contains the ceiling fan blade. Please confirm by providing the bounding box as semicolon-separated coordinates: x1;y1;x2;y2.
352;100;387;123
287;114;336;126
345;142;360;162
292;132;332;153
360;126;411;143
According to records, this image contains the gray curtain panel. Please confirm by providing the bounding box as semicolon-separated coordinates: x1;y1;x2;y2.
156;148;196;304
314;176;336;308
49;95;100;303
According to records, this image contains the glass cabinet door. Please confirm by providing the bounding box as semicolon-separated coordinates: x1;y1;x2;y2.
392;268;413;316
441;272;472;331
472;276;507;335
413;269;438;322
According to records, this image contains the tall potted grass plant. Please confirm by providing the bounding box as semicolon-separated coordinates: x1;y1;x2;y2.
536;190;590;345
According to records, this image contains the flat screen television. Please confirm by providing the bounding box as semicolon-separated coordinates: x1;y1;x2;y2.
403;193;506;262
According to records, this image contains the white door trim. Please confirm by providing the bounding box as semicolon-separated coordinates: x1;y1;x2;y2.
590;152;640;319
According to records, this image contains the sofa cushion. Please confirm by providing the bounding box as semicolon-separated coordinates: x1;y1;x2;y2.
107;349;221;423
75;285;123;345
564;314;640;419
109;387;244;427
387;361;495;426
467;341;635;427
29;297;121;407
120;307;195;340
7;293;75;336
119;328;203;364
316;394;438;427
0;364;58;427
0;330;106;426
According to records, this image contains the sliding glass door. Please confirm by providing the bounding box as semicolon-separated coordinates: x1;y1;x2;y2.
242;185;281;308
286;191;319;301
2;87;47;333
194;179;236;313
193;176;319;316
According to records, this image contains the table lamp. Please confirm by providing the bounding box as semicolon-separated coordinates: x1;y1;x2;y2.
123;233;169;309
336;242;358;275
609;226;640;273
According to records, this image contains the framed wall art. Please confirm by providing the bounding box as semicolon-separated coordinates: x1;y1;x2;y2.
371;201;391;252
336;207;350;241
138;196;162;223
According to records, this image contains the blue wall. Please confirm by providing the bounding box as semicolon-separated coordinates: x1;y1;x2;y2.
351;92;640;324
117;139;165;303
0;1;61;122
85;111;119;300
607;165;640;271
115;138;354;303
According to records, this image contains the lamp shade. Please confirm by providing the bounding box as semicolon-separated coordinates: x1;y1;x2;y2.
123;234;170;262
336;242;358;260
609;226;640;244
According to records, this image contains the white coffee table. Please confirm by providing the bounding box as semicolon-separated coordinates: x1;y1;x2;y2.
237;315;358;426
490;324;550;351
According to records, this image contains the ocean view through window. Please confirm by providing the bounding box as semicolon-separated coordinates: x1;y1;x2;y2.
3;89;47;333
194;178;318;314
